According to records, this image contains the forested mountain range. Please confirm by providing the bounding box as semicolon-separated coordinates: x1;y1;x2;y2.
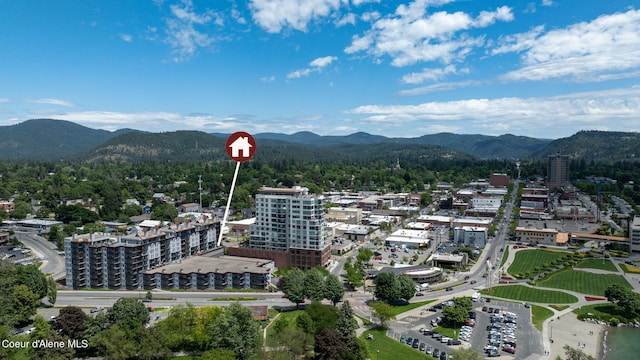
0;119;637;163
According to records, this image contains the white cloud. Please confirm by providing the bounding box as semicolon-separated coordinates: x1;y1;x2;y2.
398;79;481;95
310;55;337;67
120;33;133;42
260;75;276;82
344;1;514;67
163;0;220;62
249;0;341;33
402;64;468;84
0;98;10;104
25;98;75;107
346;86;640;136
287;55;337;79
335;13;356;27
541;0;554;6
495;9;640;82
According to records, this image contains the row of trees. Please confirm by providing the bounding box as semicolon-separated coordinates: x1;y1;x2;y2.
1;298;263;360
281;268;345;307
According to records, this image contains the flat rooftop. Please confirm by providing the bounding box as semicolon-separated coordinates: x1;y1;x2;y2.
142;254;273;275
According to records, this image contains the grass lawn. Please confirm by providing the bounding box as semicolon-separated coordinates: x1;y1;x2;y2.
500;246;509;268
508;249;569;275
480;285;578;303
575;259;618;272
389;300;435;316
531;305;554;331
537;270;632;296
361;327;434;360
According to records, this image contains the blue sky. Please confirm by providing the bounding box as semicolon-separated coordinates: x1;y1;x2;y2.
1;0;639;139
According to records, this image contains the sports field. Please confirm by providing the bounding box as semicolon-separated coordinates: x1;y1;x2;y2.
481;284;578;303
507;249;570;275
537;270;631;296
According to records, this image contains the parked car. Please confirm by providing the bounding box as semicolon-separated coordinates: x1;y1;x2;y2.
90;306;104;313
445;287;453;291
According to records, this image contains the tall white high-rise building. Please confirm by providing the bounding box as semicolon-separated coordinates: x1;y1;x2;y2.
244;186;331;268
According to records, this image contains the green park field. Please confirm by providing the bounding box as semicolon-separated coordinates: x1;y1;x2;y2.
575;259;618;272
537;270;631;296
362;327;432;360
481;285;578;303
507;249;569;275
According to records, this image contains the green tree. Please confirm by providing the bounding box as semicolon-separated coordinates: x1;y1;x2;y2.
356;248;373;264
276;327;314;359
454;296;473;312
295;312;314;334
369;301;396;328
282;268;306;307
335;301;357;348
304;269;326;301
10;284;39;324
605;284;640;317
47;276;57;305
442;305;469;325
450;347;484;360
305;301;338;334
107;297;149;329
31;331;75;360
150;203;177;222
373;272;399;303
397;274;416;301
273;316;289;335
324;274;345;306
208;302;260;360
11;201;32;219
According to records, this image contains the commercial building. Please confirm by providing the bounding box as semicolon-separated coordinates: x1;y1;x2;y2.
230;186;331;268
453;226;488;248
490;173;510;187
385;229;430;249
547;153;570;189
64;217;221;290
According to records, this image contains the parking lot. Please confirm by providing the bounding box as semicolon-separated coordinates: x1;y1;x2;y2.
471;298;544;359
0;245;33;264
387;298;543;359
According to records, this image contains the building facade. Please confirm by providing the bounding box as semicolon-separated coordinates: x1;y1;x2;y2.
231;186;331;268
631;216;640;253
65;218;220;290
547;153;570;189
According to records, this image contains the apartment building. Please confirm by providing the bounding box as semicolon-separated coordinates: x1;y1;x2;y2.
65;217;221;290
230;186;331;268
631;216;640;253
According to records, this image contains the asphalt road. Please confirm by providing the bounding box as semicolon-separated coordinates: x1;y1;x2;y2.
14;230;66;280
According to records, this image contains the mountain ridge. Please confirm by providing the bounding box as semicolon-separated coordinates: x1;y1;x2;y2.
0;119;637;163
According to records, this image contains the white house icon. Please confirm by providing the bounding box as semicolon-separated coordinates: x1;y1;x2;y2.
229;136;253;158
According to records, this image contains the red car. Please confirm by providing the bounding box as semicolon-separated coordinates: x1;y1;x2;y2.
502;347;516;354
482;306;488;312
